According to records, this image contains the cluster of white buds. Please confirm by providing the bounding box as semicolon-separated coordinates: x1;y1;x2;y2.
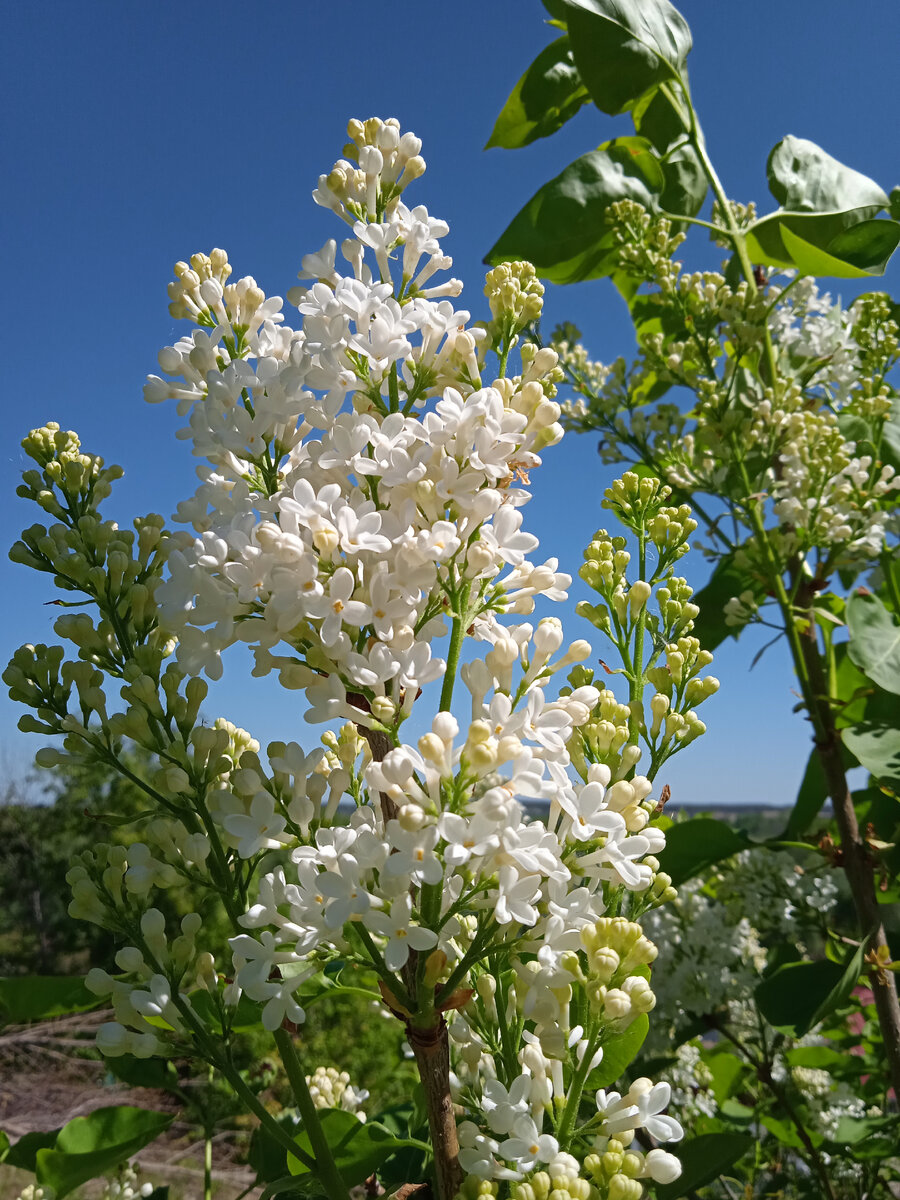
98;1163;155;1200
314;117;426;225
306;1066;369;1121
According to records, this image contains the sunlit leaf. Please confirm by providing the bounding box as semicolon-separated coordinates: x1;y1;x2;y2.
485;138;664;284
35;1107;173;1199
846;592;900;695
560;0;691;115
0;976;103;1023
767;135;888;214
656;817;750;886
589;1013;649;1088
486;37;589;149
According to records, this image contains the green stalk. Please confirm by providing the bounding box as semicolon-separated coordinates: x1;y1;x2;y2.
440;582;471;712
555;1020;601;1147
684;101;780;385
273;1027;351;1200
202;1062;215;1200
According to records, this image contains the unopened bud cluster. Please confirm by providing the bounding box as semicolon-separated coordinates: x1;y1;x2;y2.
570;475;717;781
485;261;545;347
306;1066;369;1121
315;116;425;224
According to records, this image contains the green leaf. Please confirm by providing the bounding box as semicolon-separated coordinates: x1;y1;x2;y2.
656;817;750;887
0;1129;8;1162
689;552;764;651
783;221;900;277
106;1054;180;1092
0;976;104;1023
631;84;687;152
704;1051;743;1104
745;210;900;278
846;591;900;695
286;1109;421;1189
826;1113;898;1149
630;87;707;219
755;943;865;1038
560;0;692;116
590;1013;649;1088
842;720;900;790
785;1045;850;1070
880;400;900;473
484;137;664;284
827;218;900;269
249;1114;302;1185
4;1129;60;1171
486;37;589;149
767;136;888;214
35;1107;173;1199
838;411;874;452
657;143;707;219
761;1114;823;1151
655;1132;753;1198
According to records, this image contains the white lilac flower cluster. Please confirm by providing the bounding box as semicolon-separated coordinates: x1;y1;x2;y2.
7;119;689;1199
144;118;683;1186
645;847;839;1052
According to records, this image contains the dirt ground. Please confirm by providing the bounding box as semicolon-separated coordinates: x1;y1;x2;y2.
0;1012;258;1199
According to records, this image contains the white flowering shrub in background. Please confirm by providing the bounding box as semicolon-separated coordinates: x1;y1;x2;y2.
3;115;725;1200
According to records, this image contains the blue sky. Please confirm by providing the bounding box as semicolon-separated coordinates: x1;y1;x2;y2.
3;1;899;806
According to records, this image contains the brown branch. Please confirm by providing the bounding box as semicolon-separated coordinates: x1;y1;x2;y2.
794;579;900;1098
355;712;462;1200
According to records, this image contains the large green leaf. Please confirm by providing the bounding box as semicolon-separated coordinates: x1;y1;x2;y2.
590;1013;649;1088
486;37;589;149
631;83;686;152
4;1128;59;1171
655;1132;753;1198
0;976;103;1023
846;592;900;695
754;943;865;1038
657;143;707;219
35;1107;173;1199
656;817;750;887
561;0;691;116
880;399;900;473
286;1109;421;1189
704;1051;744;1104
745;210;900;278
761;1113;823;1151
842;721;900;790
484;138;664;284
767;136;888;214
